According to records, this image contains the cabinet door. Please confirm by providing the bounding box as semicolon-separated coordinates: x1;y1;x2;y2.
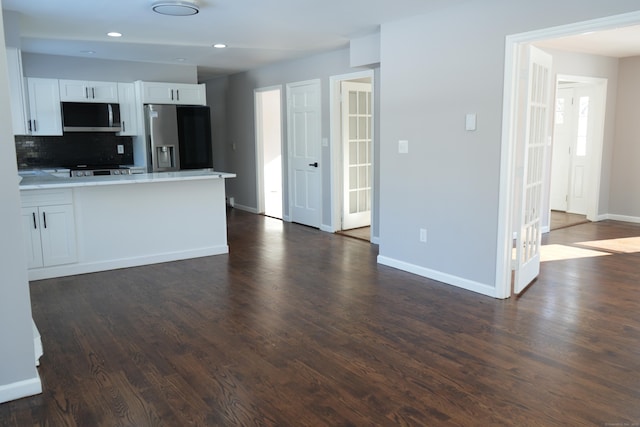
173;83;206;105
59;79;90;101
27;78;63;136
91;81;119;102
39;205;77;267
6;48;30;135
141;83;173;103
21;208;44;269
117;83;138;136
59;80;119;102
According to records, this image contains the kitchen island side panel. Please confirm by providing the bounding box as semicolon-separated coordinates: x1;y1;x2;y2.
27;178;229;280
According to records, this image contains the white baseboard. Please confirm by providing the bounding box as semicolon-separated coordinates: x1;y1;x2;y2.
320;224;334;233
377;255;498;298
371;236;380;244
603;214;640;224
283;215;291;222
28;246;229;281
232;203;259;214
0;376;42;404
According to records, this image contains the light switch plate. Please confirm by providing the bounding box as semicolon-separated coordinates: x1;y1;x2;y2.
398;140;409;154
466;113;477;131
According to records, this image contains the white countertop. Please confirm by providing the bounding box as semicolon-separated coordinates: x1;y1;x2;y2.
19;169;236;190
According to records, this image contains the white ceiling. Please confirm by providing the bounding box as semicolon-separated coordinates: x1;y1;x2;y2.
534;25;640;58
2;0;469;80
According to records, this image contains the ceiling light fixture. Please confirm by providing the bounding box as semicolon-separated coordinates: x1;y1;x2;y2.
107;32;122;38
213;43;227;49
152;1;200;16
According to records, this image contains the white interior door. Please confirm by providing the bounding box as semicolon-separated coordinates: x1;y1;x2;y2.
514;46;552;295
287;80;321;228
341;81;372;230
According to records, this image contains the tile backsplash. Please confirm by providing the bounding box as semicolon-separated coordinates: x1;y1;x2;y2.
15;133;134;169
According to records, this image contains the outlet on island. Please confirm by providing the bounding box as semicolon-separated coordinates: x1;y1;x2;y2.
117;144;124;154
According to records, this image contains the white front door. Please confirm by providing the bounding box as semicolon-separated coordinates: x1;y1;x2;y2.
550;85;593;215
514;46;553;295
341;81;372;230
287;80;321;228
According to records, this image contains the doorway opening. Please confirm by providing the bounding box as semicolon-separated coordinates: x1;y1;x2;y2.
330;71;375;242
255;86;283;219
548;75;607;230
497;11;640;299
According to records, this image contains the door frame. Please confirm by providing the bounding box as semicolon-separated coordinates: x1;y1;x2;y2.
496;10;640;299
329;70;377;241
254;85;284;217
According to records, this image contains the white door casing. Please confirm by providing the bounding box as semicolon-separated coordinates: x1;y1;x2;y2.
514;46;553;295
287;80;322;228
341;81;372;230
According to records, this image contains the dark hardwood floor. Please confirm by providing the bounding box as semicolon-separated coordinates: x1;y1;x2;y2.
2;210;640;426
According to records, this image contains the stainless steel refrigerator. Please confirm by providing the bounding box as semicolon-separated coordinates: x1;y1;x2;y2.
144;104;213;172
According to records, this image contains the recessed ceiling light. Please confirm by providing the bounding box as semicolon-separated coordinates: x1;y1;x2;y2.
152;1;199;16
175;58;186;62
107;32;122;38
213;43;227;49
81;50;96;55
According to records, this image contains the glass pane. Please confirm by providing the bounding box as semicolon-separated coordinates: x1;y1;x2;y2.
349;117;357;140
349;166;357;190
349;191;357;214
349;92;357;114
359;117;367;140
359;141;367;164
349;142;358;165
358;92;367;114
358;165;367;189
358;190;367;213
367;92;372;114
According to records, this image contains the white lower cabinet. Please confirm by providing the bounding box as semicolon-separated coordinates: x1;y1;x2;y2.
21;190;77;269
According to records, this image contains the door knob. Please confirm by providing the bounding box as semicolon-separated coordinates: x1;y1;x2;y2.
309;162;318;167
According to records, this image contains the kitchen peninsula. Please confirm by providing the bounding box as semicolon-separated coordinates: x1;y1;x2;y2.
19;170;235;281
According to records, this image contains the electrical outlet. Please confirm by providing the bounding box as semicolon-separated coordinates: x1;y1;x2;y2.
419;228;427;243
117;144;124;154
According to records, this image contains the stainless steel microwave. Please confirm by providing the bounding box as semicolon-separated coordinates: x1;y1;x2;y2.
61;102;122;132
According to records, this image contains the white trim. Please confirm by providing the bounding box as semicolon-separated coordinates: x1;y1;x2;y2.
28;246;229;280
541;225;550;234
378;255;498;298
371;236;380;245
604;214;640;224
329;70;376;237
320;224;333;233
0;377;42;404
233;203;259;214
496;10;640;299
282;214;292;222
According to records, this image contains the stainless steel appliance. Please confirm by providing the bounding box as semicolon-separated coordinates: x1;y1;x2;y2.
69;165;145;177
144;104;213;172
61;102;122;132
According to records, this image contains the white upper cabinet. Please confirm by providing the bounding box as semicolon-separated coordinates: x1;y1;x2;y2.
59;79;119;103
117;83;138;136
137;81;206;105
6;48;30;135
27;78;63;136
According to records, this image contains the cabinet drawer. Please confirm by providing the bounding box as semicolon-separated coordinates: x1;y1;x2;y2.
21;189;73;207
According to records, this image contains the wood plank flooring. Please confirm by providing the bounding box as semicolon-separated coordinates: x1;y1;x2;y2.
2;210;640;426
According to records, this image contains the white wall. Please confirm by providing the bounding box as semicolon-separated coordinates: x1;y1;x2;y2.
0;3;42;403
378;0;640;295
205;48;380;235
610;56;640;218
21;52;198;83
